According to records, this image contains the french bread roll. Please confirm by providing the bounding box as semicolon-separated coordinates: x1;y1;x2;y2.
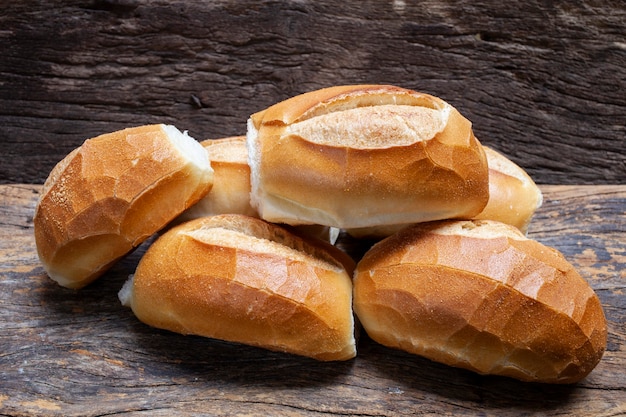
346;145;544;238
119;214;357;361
353;219;607;383
473;146;543;233
34;124;214;289
247;84;489;229
176;136;258;222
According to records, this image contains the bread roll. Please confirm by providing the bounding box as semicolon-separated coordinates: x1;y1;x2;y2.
353;219;607;383
247;85;489;229
473;146;543;233
34;124;214;289
119;214;357;361
346;145;543;238
176;136;258;221
176;136;338;243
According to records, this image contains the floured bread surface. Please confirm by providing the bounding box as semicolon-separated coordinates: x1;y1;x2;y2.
121;214;357;361
427;218;526;240
287;105;449;149
354;219;607;383
34;124;214;289
188;228;337;270
181;214;348;272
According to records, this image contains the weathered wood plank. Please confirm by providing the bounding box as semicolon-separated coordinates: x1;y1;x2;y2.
1;1;625;185
0;184;624;416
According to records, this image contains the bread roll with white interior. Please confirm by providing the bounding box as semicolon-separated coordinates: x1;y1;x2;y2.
473;146;543;233
247;85;489;229
119;214;357;361
176;136;338;243
353;219;607;383
34;124;214;289
346;145;543;238
176;136;257;222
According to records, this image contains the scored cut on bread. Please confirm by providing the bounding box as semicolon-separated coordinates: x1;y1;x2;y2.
353;219;607;383
34;124;214;289
119;214;357;361
247;84;489;229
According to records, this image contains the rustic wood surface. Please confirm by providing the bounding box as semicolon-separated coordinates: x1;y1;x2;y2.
0;184;624;416
1;0;624;185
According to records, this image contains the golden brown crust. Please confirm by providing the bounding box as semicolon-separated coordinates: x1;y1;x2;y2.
121;214;357;361
345;146;544;239
353;219;607;383
473;147;543;233
247;85;489;229
34;124;214;289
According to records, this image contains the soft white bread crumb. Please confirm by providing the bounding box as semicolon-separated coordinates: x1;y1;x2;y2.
118;275;134;307
162;125;210;170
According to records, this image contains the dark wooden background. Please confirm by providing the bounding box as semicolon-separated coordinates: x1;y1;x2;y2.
1;0;624;185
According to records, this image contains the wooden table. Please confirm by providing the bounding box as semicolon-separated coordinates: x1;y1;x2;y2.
0;184;624;416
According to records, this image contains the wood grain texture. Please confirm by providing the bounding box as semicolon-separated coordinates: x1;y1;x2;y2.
0;184;624;416
1;0;624;185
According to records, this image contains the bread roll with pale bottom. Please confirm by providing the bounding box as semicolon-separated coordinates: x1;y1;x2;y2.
353;219;606;383
247;84;489;229
34;124;214;289
119;214;357;361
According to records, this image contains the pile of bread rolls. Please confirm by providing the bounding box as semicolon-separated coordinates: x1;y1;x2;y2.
34;85;606;384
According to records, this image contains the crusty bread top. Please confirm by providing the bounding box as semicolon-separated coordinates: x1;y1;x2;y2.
359;219;605;335
39;125;210;219
428;217;526;239
250;84;450;128
354;219;607;382
247;85;489;228
286;104;450;148
178;214;353;274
